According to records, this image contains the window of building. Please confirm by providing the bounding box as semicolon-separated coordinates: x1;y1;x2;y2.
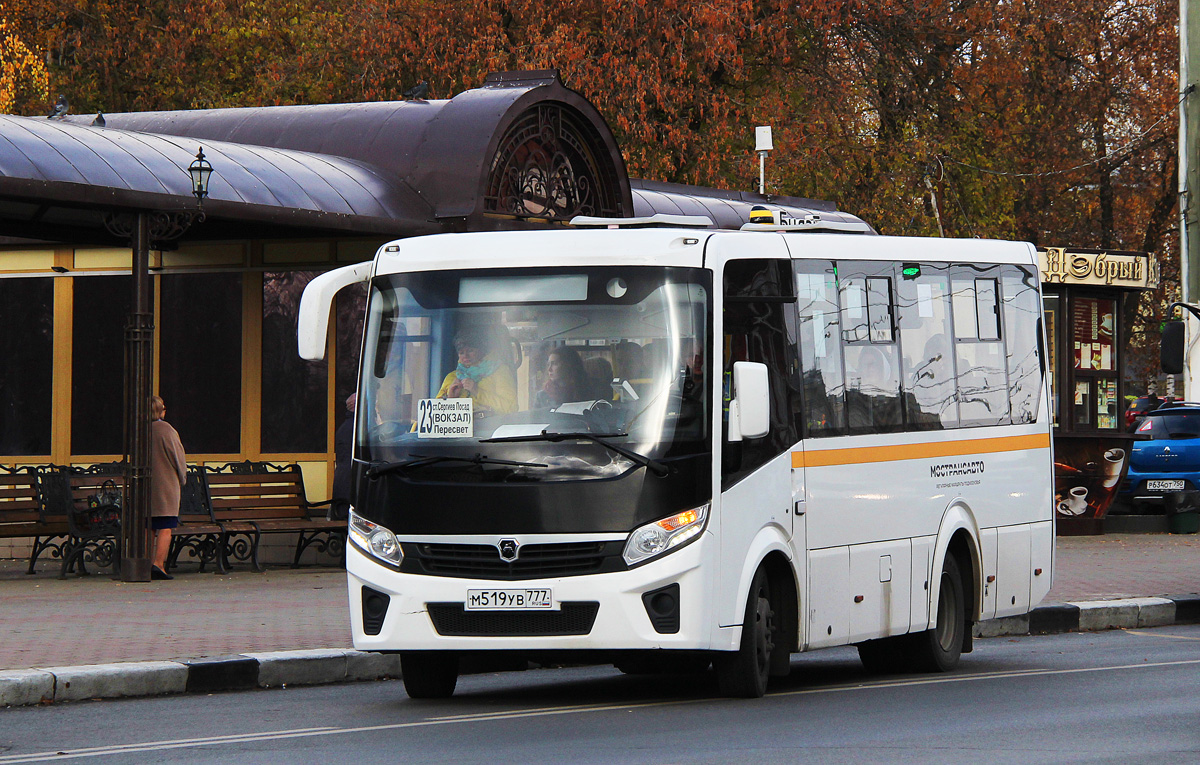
72;276;132;456
261;272;327;454
160;272;243;454
0;277;53;456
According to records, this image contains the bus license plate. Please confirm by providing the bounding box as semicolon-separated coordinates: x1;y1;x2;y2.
1146;480;1186;491
466;589;555;611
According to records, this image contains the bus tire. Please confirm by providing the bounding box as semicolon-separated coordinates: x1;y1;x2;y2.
715;567;774;698
400;651;459;699
907;554;966;673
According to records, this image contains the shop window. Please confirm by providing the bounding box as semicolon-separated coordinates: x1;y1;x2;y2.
0;277;53;455
1071;296;1118;430
896;264;958;430
1002;266;1043;424
72;276;132;456
795;261;845;436
951;272;1009;427
160;273;243;454
722;259;799;487
840;263;902;433
261;272;327;453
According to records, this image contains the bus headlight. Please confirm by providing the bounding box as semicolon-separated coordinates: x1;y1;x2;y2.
623;503;709;566
349;509;403;566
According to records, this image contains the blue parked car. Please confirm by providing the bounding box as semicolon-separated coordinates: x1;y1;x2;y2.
1122;404;1200;511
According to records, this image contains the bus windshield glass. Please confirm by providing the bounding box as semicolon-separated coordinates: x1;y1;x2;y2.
358;266;711;482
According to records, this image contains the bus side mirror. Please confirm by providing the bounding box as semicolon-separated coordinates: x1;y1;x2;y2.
1162;320;1186;375
297;261;373;361
728;361;770;441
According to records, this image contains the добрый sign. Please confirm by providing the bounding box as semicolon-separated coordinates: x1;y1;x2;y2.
1038;247;1159;290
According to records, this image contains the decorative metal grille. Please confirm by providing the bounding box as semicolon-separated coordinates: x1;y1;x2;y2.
485;104;622;220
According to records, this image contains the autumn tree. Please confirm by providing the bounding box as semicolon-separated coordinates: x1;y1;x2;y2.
0;3;47;114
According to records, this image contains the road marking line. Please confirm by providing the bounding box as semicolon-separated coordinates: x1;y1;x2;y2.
4;657;1199;763
1126;629;1200;642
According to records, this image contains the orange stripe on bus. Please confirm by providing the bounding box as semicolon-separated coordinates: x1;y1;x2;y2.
791;433;1051;468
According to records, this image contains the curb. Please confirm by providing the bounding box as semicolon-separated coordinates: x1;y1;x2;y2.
0;649;401;708
3;594;1198;708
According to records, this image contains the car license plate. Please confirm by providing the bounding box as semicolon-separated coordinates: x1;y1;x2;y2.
465;589;555;611
1146;479;1186;491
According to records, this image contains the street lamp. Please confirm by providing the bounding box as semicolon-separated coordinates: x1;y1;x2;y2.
188;147;212;206
103;146;214;581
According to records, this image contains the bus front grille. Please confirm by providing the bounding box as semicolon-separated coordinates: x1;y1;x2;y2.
405;541;624;579
426;602;600;636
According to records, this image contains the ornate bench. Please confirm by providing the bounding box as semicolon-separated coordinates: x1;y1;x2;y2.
203;461;345;571
0;465;70;574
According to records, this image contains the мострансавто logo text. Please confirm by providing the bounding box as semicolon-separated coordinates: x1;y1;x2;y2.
930;461;985;478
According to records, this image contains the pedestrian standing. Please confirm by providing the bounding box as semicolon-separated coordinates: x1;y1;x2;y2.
150;395;187;580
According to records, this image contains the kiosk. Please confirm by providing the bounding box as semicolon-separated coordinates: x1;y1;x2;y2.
1039;247;1160;534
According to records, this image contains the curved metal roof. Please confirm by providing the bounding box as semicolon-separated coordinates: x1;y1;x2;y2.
0;114;437;241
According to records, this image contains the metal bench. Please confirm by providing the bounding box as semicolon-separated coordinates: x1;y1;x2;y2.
0;465;70;575
203;461;345;571
166;465;229;573
40;463;126;579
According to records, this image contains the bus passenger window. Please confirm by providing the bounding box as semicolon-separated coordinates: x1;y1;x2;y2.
795;263;845;436
1002;266;1043;424
839;263;902;433
897;265;958;430
952;273;1010;427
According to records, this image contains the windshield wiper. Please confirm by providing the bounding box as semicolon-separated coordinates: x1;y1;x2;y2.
366;453;547;478
481;430;670;477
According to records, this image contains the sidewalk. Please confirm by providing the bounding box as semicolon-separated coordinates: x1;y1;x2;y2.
1;533;1197;705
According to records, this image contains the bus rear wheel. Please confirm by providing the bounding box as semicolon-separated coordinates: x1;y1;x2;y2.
715;568;774;698
906;554;966;673
400;651;459;699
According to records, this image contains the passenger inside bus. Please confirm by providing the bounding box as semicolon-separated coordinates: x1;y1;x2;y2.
534;346;591;408
435;327;517;416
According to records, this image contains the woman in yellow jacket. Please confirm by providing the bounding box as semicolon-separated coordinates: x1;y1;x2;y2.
435;328;517;416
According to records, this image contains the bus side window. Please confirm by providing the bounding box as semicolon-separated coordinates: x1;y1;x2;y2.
795;261;845;436
839;262;903;434
896;263;958;430
722;259;799;487
1002;265;1043;424
951;270;1010;427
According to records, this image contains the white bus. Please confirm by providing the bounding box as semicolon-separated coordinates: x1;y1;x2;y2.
298;215;1054;698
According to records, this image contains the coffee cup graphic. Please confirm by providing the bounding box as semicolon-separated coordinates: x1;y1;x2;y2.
1102;448;1126;488
1058;486;1089;516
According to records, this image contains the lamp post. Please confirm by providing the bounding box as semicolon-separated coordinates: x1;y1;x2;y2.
108;147;212;582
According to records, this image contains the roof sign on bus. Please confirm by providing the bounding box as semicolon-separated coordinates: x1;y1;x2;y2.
417;398;473;438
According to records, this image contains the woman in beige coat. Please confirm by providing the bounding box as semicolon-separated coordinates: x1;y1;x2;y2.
150;395;187;580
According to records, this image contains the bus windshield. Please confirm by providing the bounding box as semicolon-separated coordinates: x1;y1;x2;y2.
358;266;711;482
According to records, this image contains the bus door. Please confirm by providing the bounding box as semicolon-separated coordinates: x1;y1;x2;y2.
717;250;801;628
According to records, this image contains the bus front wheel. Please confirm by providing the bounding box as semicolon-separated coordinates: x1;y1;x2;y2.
715;568;774;698
400;651;459;699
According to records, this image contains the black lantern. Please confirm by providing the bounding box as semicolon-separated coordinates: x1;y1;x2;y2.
188;147;213;204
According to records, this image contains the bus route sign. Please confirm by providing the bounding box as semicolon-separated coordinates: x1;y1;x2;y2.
416;398;473;438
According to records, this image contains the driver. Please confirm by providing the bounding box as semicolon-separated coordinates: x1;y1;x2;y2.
435;327;517;416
